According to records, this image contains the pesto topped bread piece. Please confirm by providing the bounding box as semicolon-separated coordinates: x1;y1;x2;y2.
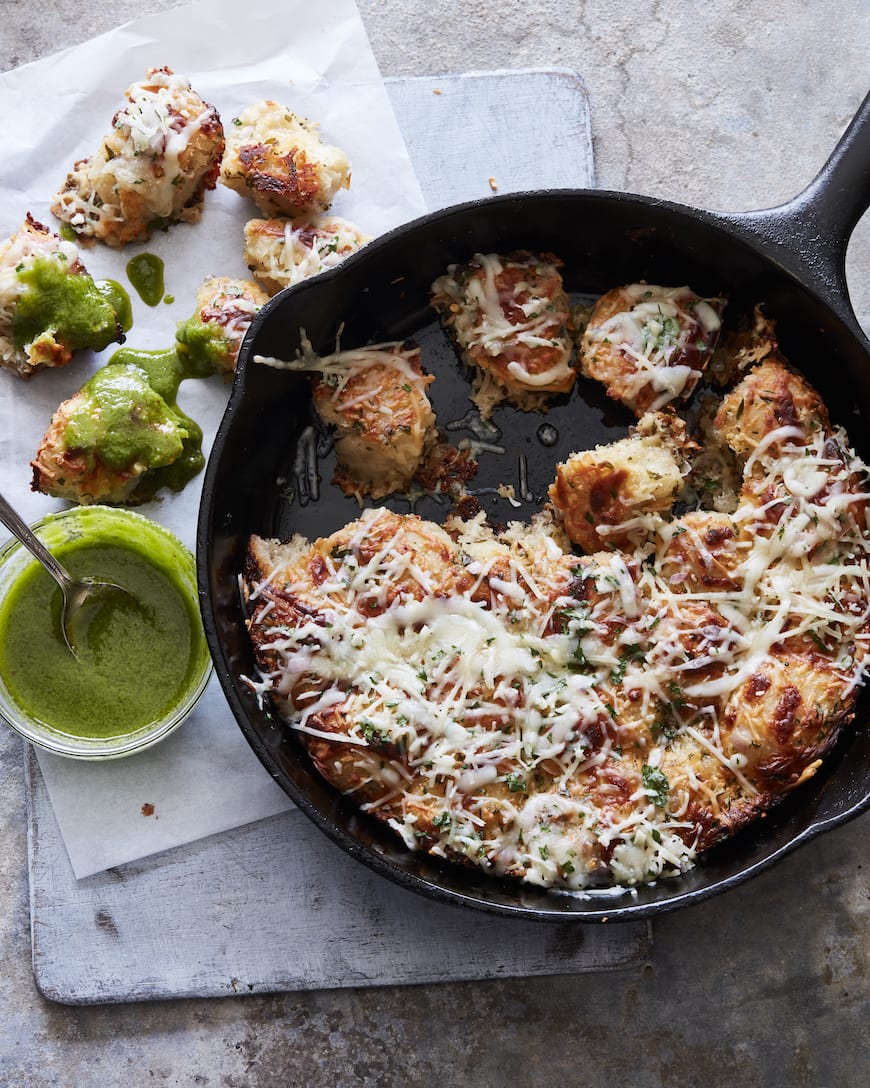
175;275;267;376
31;360;202;505
0;214;126;377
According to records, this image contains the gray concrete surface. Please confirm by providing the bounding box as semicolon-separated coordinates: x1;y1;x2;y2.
1;1;869;1084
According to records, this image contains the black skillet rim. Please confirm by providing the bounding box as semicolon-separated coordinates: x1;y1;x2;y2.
197;186;870;923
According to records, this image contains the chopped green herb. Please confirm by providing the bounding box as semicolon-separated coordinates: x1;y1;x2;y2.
505;773;526;793
361;721;385;744
808;630;828;653
642;765;670;807
666;680;687;708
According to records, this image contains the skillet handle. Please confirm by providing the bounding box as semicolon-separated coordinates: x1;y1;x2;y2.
725;89;870;325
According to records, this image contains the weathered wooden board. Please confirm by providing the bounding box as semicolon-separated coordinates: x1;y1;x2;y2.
27;749;651;1004
26;71;650;1005
385;68;595;206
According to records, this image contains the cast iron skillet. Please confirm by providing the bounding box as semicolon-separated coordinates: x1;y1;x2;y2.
198;91;870;921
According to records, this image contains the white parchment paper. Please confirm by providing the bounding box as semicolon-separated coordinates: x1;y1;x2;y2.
0;0;426;878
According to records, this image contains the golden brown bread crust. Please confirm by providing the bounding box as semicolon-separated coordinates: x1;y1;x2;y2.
244;502;851;883
714;354;830;464
51;68;224;247
431;251;576;417
30;391;145;504
255;340;477;502
244;216;370;294
708;304;779;387
580;283;725;416
722;651;847;786
179;275;268;375
308;342;437;500
220;101;351;218
0;214;115;376
548;410;695;552
245;514;476;811
656;511;743;592
244;349;870;889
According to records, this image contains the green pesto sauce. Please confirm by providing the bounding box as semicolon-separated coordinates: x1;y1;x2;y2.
66;363;187;471
0;541;202;739
110;346;184;401
96;279;133;333
12;257;126;351
126;252;165;307
174;314;230;377
101;348;205;498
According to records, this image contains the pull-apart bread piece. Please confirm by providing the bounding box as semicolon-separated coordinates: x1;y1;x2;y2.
697;356;870;807
548;410;696;552
256;340;437;500
713;353;830;465
175;275;267;376
0;215;125;376
51;68;224;247
31;362;199;505
580;283;724;415
243;354;870;892
431;251;576;417
245;508;662;889
220;101;351;218
244;216;370;294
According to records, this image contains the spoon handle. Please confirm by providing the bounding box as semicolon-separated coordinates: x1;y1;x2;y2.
0;493;72;593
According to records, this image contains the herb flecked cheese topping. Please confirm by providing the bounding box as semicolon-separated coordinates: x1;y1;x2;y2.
51;67;223;246
244;418;870;891
431;252;576;400
581;283;723;414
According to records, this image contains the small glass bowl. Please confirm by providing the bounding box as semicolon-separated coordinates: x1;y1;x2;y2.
0;505;213;760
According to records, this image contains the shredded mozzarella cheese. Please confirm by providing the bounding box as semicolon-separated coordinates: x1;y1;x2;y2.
246;391;870;892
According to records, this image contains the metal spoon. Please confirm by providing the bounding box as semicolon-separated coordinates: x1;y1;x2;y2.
0;492;132;657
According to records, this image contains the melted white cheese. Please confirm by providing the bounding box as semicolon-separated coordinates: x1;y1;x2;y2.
254;218;368;286
58;69;213;229
249;421;870;891
433;252;574;388
256;339;426;400
587;284;719;409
